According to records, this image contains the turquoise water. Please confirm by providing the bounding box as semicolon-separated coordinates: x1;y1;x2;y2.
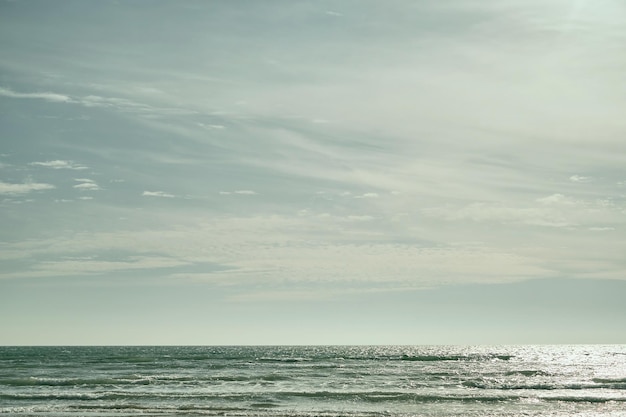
1;345;625;416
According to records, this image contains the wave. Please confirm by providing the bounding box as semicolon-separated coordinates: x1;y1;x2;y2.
592;376;626;388
4;390;625;411
462;379;626;391
399;354;513;362
273;390;523;403
2;404;408;417
0;377;140;387
0;390;519;404
0;347;518;368
3;346;624;416
543;396;626;403
0;372;292;387
257;357;311;363
505;370;552;377
307;353;515;362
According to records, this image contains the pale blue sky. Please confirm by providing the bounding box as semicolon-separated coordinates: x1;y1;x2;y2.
1;0;625;345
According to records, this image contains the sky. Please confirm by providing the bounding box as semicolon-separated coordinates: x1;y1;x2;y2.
1;0;625;345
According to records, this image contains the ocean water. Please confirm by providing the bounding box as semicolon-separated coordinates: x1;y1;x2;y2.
0;345;625;416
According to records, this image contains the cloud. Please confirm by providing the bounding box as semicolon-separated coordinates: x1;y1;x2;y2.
3;202;624;289
73;178;100;191
197;123;226;129
142;191;175;198
219;190;257;195
0;87;71;103
354;193;379;199
536;194;569;205
1;218;551;285
1;87;191;120
24;256;191;278
423;202;572;228
423;193;625;231
30;160;88;170
74;183;100;190
346;215;374;222
570;175;592;183
0;181;55;195
77;95;153;113
2;2;625;294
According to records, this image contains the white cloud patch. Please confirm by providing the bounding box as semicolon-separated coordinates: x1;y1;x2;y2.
77;95;153;113
73;178;100;191
143;191;175;198
570;175;592;183
28;256;190;277
354;193;379;199
0;180;55;195
423;202;572;228
30;160;88;170
424;194;626;230
74;183;100;190
588;227;615;231
346;215;374;222
197;123;225;129
219;190;257;195
1;87;191;120
536;194;571;205
0;87;71;103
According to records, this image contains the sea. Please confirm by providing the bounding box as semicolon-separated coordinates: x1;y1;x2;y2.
1;345;625;417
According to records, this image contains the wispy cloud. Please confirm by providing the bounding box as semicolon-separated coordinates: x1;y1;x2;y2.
73;178;100;191
354;193;379;199
3;256;192;279
78;95;152;113
1;86;192;119
536;194;572;205
143;191;175;198
0;87;71;103
423;193;624;230
346;215;374;222
0;180;55;195
197;123;226;129
569;175;592;183
219;190;257;195
30;160;88;170
2;1;625;330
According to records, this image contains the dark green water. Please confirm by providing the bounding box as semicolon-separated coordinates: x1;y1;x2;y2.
1;345;625;416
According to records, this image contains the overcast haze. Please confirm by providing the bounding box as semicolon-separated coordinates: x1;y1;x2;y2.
1;0;625;345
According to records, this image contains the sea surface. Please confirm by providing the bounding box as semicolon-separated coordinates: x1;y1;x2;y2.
1;345;625;416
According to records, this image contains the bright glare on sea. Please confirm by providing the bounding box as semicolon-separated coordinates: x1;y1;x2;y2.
1;345;625;416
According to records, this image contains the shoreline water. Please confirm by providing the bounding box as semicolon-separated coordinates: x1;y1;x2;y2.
1;345;625;416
